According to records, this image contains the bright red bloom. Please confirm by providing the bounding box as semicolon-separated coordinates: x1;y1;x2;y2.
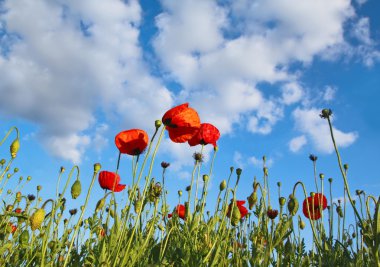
188;123;220;147
302;193;328;220
9;223;17;234
168;204;186;220
162;103;201;143
98;171;126;192
227;200;248;219
115;129;149;156
15;208;22;214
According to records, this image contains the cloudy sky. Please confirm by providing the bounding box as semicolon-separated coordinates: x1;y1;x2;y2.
1;0;379;219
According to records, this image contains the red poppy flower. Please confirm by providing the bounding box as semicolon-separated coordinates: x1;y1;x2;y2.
302;193;327;220
188;123;220;147
267;209;279;219
227;200;248;219
115;129;149;156
162;103;201;143
98;171;126;192
9;223;17;234
15;208;22;214
168;204;186;220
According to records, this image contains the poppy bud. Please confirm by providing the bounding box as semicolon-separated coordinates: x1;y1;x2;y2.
336;206;343;218
231;205;241;226
6;205;13;212
19;229;30;244
186;185;191;192
16;192;22;202
310;192;315;198
277;182;281;187
263;167;268;176
279;197;286;207
344;164;349;170
219;180;227;191
27;176;31;181
0;158;5;165
287;195;299;216
299;219;306;230
14;167;19;173
134;199;142;213
30;208;46;230
347;238;353;246
60;166;65;173
202;175;209;182
178;190;182;197
10;139;20;158
37;185;42;192
328;178;333;183
94;163;101;172
319;173;324;180
309;154;318;162
95;198;105;212
108;208;115;218
155;120;162;129
247;192;258;210
352;232;356;238
71;180;82;199
236;168;242;176
69;209;77;216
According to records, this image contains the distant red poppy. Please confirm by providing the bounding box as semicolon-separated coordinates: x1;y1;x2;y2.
302;193;327;220
162;103;201;143
168;204;186;220
98;171;126;192
188;123;220;147
227;200;248;219
15;208;22;214
9;223;17;234
115;129;149;156
267;209;279;219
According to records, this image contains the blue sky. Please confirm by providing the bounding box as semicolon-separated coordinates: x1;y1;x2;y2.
1;0;379;231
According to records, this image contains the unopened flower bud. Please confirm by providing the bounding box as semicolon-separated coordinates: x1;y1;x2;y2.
219;180;227;191
14;167;19;173
27;176;32;181
299;220;306;230
320;108;332;119
96;198;105;212
71;180;82;199
186;185;191;192
277;182;281;187
287;195;299;216
263;167;268;176
30;208;46;230
10;139;20;158
319;173;324;180
37;185;42;192
236;168;242;176
178;190;182;197
310;192;315;197
328;178;333;183
202;174;209;182
247;192;258;210
94;163;101;172
279;197;286;207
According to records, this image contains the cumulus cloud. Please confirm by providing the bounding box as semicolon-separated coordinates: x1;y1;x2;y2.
234;151;273;169
289;135;307;152
281;82;304;105
322;86;337;102
0;0;173;163
292;108;358;153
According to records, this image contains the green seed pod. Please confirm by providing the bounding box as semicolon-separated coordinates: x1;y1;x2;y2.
202;174;209;182
0;159;5;165
247;192;258;210
155;120;162;129
71;180;82;199
19;230;30;245
219;180;227;191
178;190;182;197
14;167;19;173
344;164;349;171
279;197;286;207
96;198;105;212
263;167;268;176
287;195;299;215
10;139;20;158
30;208;46;230
236;168;242;176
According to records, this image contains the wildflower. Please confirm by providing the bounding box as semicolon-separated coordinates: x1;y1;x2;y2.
70;180;82;199
161;162;170;169
309;154;318;162
193;152;204;162
30;208;46;230
8;223;17;234
302;193;327;220
267;208;279;219
115;129;149;156
168;204;186;220
28;194;36;201
188;123;220;147
98;171;126;192
162;103;201;143
15;208;22;214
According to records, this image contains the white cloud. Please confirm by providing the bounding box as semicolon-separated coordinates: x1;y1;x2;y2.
289;135;307;152
281;82;304;105
93;123;109;153
0;0;173;163
322;86;337;102
234;152;273;169
248;156;274;168
352;17;372;45
292;108;358;153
